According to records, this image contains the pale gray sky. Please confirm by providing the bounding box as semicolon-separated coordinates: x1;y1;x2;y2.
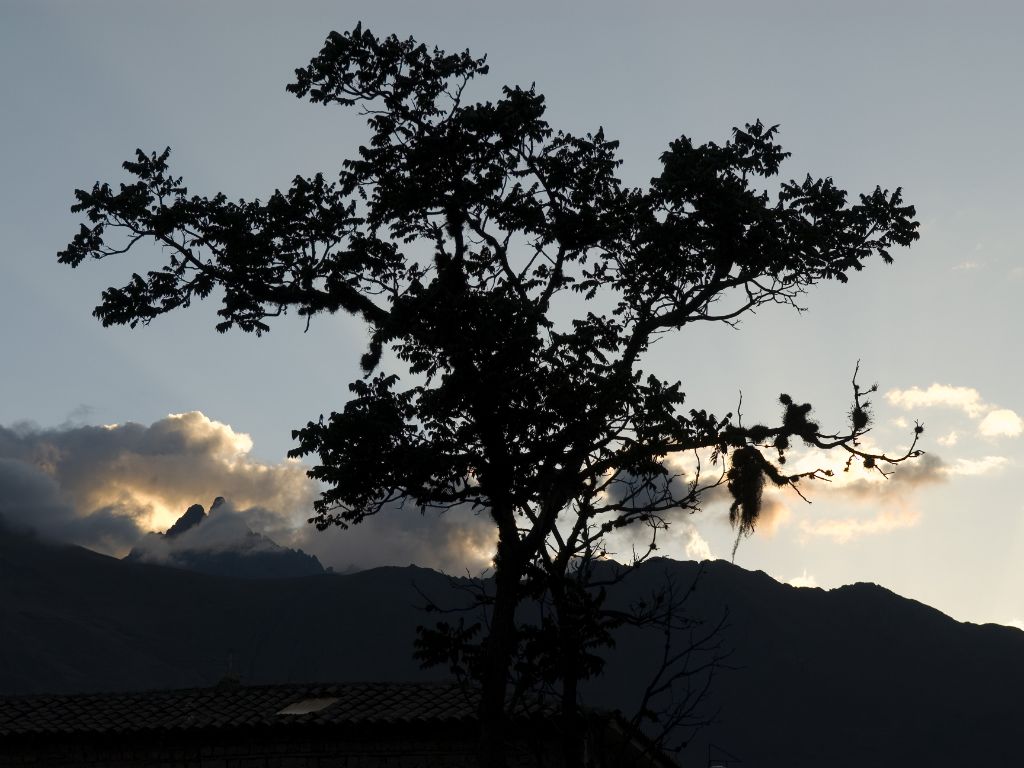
2;1;1023;627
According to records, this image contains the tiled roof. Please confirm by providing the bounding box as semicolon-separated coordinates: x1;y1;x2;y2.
0;681;511;737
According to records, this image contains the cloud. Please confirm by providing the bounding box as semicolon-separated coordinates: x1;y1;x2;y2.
0;411;509;574
128;498;288;562
978;409;1023;438
593;461;728;561
601;465;698;514
0;412;315;555
885;384;1022;440
307;473;721;575
683;524;715;562
674;437;1009;549
937;431;959;447
797;453;948;543
795;451;1009;544
885;384;987;418
786;570;818;589
0;412;504;574
0;458;142;553
667;457;791;539
799;506;921;543
290;502;498;575
7;408;1003;576
749;494;792;536
602;512;719;566
839;452;948;494
945;456;1009;476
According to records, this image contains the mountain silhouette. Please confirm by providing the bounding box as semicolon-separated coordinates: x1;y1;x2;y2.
164;503;207;537
124;498;324;579
0;524;1019;767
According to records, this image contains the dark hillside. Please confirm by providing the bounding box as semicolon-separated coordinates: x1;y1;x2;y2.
1;528;1020;767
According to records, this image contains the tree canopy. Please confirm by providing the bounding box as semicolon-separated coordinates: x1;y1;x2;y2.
60;23;922;766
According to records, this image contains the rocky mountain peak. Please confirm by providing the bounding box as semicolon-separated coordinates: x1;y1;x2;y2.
164;503;207;537
126;498;324;579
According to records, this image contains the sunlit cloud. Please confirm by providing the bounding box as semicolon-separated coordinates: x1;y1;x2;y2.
1;408;1010;574
0;412;316;555
796;453;946;543
291;501;498;575
749;493;793;536
0;411;513;574
598;484;722;564
885;384;987;417
945;456;1009;476
952;260;980;271
799;504;920;543
886;383;1021;441
686;441;924;545
794;451;1009;544
978;409;1023;438
127;497;314;568
786;570;818;588
590;454;728;562
678;421;1008;550
683;524;715;561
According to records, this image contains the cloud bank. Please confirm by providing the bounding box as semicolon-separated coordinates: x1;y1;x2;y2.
886;384;1022;439
296;502;498;575
8;403;1002;573
796;451;1008;543
0;412;314;553
885;384;988;418
0;412;502;574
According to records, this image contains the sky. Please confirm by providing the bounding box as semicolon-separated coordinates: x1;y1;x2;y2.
1;1;1023;627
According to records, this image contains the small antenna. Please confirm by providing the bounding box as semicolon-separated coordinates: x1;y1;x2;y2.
216;647;240;689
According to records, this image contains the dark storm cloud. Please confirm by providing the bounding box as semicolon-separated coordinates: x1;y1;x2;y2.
0;457;143;551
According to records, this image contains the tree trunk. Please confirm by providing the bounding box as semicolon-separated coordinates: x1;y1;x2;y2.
560;662;584;768
553;576;585;768
477;541;520;768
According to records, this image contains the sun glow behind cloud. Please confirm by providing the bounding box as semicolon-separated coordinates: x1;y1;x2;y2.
0;412;316;555
100;487;180;533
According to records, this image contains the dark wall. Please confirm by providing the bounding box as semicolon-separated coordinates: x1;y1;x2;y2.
1;731;484;768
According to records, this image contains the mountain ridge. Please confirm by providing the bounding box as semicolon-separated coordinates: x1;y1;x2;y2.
0;525;1019;767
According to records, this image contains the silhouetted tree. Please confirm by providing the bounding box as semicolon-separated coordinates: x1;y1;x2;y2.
60;24;922;767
